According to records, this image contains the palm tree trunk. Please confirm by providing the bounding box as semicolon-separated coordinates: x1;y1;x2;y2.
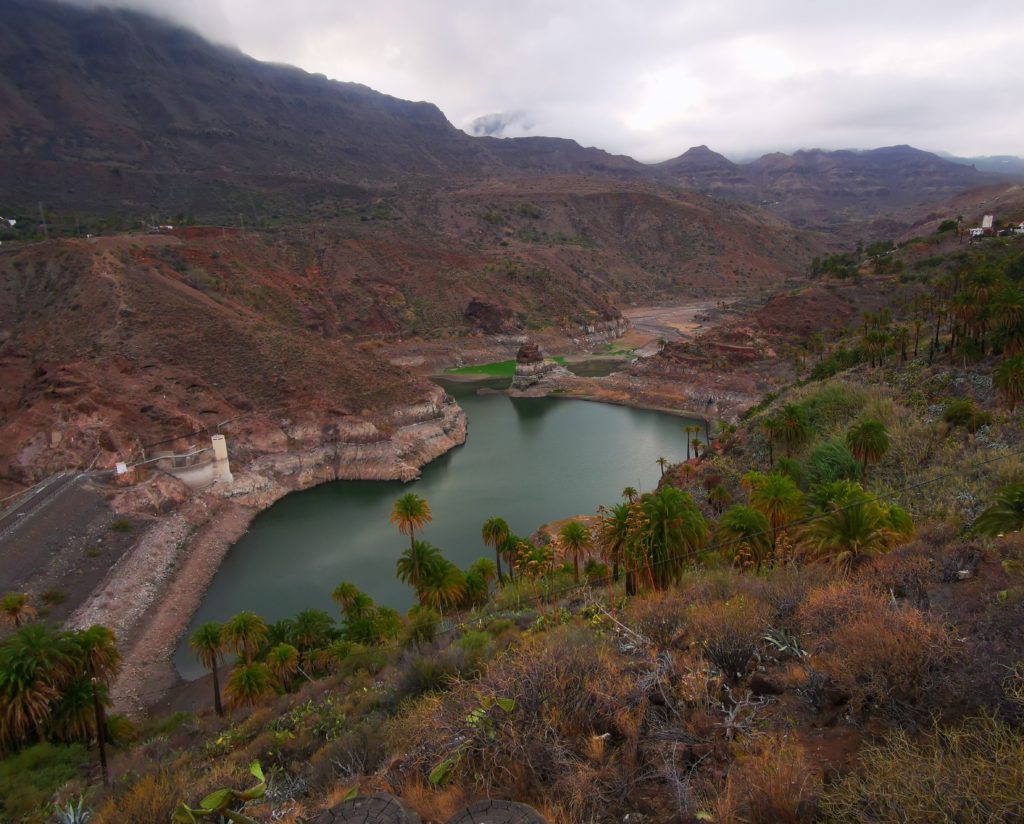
612;560;620;583
410;528;418;586
494;547;504;584
573;552;580;583
212;662;223;717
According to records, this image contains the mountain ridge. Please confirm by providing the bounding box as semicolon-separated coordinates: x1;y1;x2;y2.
2;0;1021;230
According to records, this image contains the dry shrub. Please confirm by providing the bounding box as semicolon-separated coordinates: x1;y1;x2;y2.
820;715;1024;823
391;625;640;805
862;549;936;609
625;590;691;648
397;778;471;824
758;564;828;624
677;568;740;604
93;769;188;824
708;735;820;824
796;581;885;643
816;604;956;714
689;597;769;683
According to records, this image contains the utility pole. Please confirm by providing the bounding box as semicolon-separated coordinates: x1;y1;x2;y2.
91;677;109;787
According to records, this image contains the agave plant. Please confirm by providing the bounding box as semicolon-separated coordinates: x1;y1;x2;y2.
54;795;91;824
172;760;266;824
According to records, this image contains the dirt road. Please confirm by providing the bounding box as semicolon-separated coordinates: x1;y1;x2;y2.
620;302;721;355
0;472;140;627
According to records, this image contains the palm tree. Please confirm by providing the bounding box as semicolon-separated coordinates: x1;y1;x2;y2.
684;424;700;460
462;559;496;607
599;502;630;586
190;622;226;716
994;356;1024;411
640;486;709;588
776;404;811;457
481;516;510;583
656;456;669;477
291;609;336;653
893;326;911;361
707;484;732;514
48;677;99;743
226;663;276;708
390;493;433;583
0;623;77;746
760;417;780;466
802;496;899;572
716;504;773;569
993;286;1024;354
621;486;638;503
973;483;1024;536
517;542;554;617
0;593;37;628
559;520;593;582
846;420;890;482
72;625;121;685
396;540;443;602
418;560;466;613
222;611;268;666
266;643;300;691
468;557;497;586
330;582;365;617
750;472;804;550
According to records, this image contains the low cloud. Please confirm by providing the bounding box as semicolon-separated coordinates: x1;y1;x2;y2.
468;111;536;138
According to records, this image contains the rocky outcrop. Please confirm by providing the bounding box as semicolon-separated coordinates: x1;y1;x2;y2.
571;314;631;347
510;342;572;394
464;298;522;334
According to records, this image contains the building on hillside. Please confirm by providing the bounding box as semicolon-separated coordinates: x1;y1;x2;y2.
982;214;995;236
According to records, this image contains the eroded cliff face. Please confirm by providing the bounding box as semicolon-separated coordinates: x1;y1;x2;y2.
223;386;467;507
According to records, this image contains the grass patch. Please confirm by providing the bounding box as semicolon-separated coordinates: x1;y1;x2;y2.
0;742;87;823
444;357;565;377
109;518;133;533
40;589;68;606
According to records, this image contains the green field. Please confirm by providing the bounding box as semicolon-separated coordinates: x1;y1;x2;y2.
444;357;566;376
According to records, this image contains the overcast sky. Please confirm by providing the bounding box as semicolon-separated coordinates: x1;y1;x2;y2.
72;0;1023;161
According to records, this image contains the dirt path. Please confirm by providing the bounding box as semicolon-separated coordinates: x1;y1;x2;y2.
69;499;257;715
0;473;141;627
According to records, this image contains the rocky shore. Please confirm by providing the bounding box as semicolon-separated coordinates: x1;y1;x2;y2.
68;386;467;714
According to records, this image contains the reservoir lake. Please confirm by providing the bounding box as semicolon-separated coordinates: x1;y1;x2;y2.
174;381;698;678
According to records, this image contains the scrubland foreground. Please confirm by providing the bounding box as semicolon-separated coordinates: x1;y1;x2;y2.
3;236;1024;823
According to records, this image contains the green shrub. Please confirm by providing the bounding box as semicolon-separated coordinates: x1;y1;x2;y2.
942;398;991;432
806;438;862;485
0;742;86;823
799;383;866;430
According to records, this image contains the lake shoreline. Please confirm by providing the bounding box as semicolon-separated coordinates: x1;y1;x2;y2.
107;362;712;712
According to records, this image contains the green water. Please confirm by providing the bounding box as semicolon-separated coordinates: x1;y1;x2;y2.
174;383;697;678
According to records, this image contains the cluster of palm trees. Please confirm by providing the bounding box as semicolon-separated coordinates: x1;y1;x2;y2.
597;485;710;599
894;259;1024;404
391;493;497;611
0;612;120;753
